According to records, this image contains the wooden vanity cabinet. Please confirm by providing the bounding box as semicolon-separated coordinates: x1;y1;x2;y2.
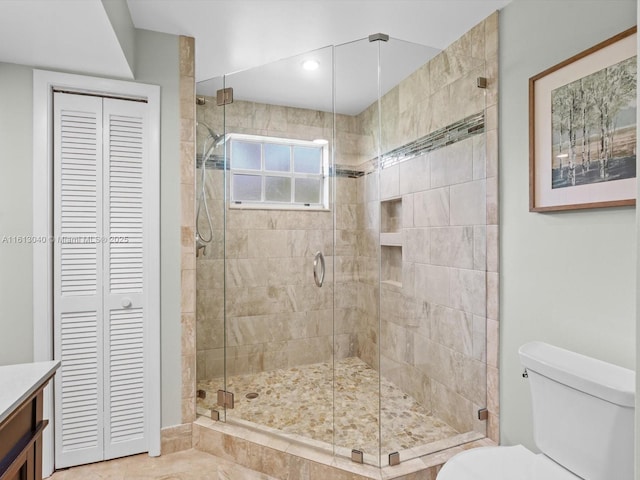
0;375;53;480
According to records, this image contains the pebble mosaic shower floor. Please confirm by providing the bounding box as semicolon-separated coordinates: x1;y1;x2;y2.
196;357;458;455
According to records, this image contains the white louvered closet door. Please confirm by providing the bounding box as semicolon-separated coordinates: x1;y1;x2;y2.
53;93;105;469
102;98;148;460
53;93;151;468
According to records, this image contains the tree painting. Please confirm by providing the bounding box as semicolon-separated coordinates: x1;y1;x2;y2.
551;55;636;189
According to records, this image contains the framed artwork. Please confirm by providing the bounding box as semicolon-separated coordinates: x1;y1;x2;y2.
529;27;637;212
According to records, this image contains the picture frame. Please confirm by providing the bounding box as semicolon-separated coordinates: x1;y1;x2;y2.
529;27;637;212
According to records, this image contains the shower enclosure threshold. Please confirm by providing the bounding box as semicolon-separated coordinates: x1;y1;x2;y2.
195;357;489;473
193;416;492;479
196;357;465;455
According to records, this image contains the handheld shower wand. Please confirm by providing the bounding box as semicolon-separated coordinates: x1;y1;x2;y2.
195;121;224;257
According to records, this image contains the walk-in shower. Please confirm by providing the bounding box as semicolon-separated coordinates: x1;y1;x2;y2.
194;28;496;472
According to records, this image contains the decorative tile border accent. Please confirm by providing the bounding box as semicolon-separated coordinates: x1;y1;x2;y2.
196;111;484;178
352;111;485;176
378;112;484;170
196;154;224;170
334;166;365;178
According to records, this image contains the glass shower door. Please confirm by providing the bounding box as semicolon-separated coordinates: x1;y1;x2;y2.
219;46;337;450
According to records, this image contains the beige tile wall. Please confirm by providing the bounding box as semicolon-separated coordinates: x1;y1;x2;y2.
195;100;363;381
161;35;197;454
223;206;337;375
354;171;381;370
179;35;197;427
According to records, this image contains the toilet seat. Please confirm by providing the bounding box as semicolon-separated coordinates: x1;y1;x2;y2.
437;445;580;480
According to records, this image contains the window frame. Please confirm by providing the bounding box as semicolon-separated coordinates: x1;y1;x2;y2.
228;133;330;211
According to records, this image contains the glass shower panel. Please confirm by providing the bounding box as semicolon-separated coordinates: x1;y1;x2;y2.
221;46;337;449
333;37;382;467
378;38;489;462
194;74;227;420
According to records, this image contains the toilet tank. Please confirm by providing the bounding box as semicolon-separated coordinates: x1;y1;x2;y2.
519;341;635;480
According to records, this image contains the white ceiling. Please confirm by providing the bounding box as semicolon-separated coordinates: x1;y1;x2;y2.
0;0;133;79
127;0;510;81
0;0;511;114
195;38;442;115
128;0;510;114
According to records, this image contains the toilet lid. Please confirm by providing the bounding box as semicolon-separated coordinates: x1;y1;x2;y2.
437;445;580;480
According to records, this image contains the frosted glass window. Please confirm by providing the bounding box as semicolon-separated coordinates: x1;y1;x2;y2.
233;174;262;201
232;141;261;170
294;146;322;174
295;178;321;204
264;144;291;172
229;134;327;209
265;176;291;202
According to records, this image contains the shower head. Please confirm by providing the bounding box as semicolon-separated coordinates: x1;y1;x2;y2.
197;120;217;140
211;133;226;148
197;121;225;148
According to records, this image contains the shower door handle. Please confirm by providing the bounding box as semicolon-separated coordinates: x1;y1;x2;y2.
313;251;325;288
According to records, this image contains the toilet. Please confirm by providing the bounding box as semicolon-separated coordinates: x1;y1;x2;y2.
437;341;635;480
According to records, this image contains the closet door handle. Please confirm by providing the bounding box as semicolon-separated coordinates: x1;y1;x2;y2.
121;298;132;308
313;251;325;288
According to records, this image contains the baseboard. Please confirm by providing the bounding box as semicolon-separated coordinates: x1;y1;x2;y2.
161;423;193;455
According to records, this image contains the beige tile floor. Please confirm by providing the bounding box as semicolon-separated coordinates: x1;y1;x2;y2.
48;449;277;480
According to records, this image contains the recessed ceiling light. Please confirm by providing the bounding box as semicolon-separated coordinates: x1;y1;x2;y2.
302;59;320;71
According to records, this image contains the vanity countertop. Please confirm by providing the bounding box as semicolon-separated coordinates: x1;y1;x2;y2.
0;360;60;425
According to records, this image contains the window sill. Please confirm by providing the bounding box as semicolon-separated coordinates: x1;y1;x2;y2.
229;203;330;212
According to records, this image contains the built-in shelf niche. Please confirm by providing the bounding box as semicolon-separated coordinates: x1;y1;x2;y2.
380;198;403;286
381;245;402;287
381;198;402;234
380;198;402;246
